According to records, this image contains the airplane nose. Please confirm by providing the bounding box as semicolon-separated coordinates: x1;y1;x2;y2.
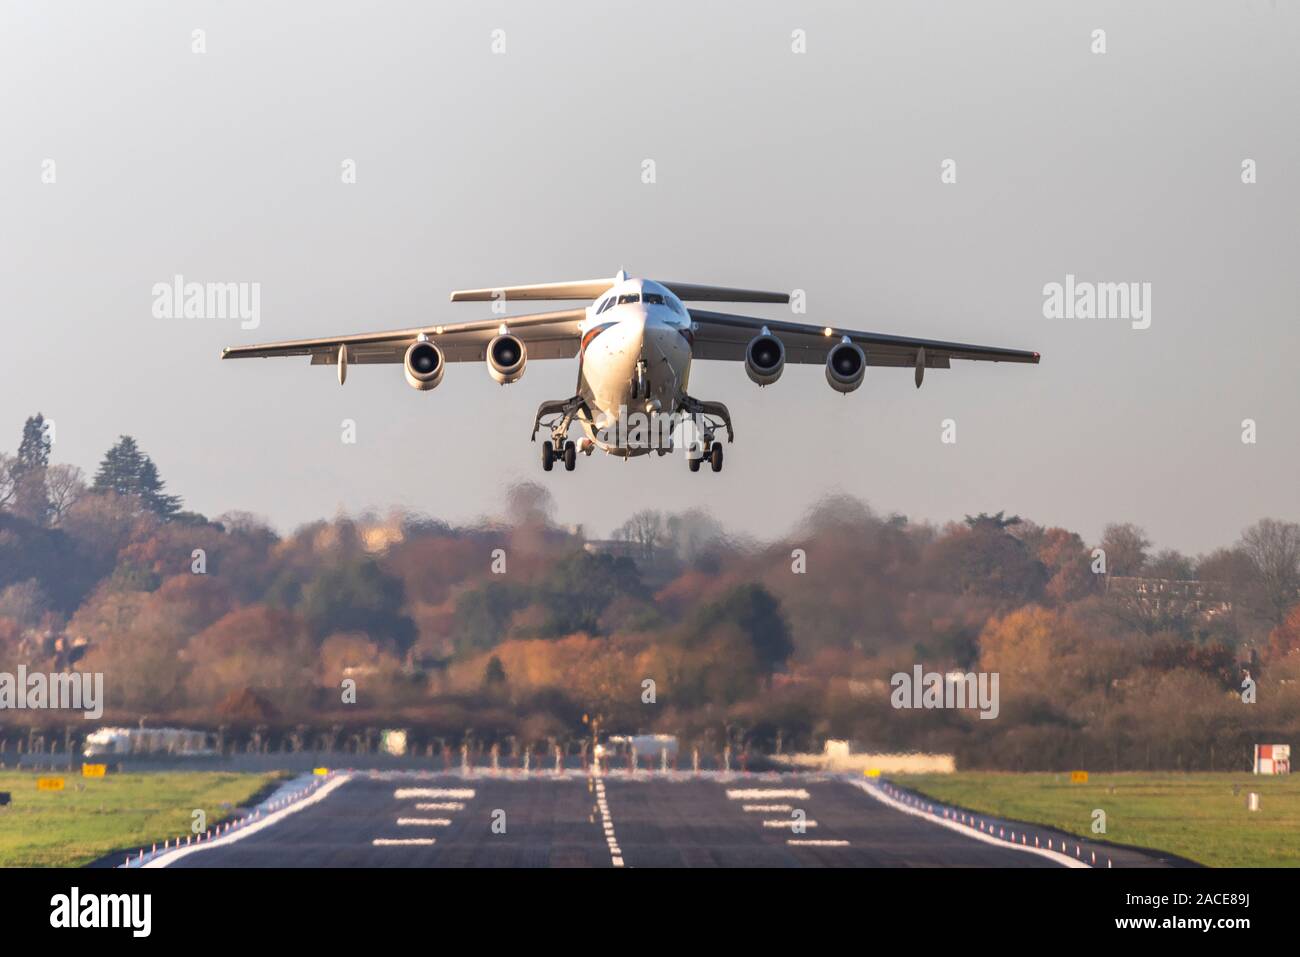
605;311;646;356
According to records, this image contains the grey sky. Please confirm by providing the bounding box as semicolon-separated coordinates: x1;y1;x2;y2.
2;1;1297;555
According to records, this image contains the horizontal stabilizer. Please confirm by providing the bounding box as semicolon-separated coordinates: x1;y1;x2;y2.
660;281;789;304
450;279;616;302
450;277;791;304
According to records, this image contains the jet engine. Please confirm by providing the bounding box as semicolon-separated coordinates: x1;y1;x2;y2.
404;340;445;391
825;339;866;394
744;333;785;386
486;333;527;385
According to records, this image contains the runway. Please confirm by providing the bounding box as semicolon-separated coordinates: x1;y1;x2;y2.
138;772;1175;868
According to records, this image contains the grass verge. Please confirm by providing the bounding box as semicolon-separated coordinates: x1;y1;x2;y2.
0;769;284;867
891;771;1300;867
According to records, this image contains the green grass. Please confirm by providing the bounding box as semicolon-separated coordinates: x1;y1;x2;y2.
891;771;1300;868
0;769;283;867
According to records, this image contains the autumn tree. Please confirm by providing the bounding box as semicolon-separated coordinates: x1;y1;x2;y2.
1267;605;1300;661
687;583;793;677
299;558;416;652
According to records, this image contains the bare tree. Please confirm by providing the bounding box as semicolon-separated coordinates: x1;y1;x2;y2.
1239;519;1300;626
1100;523;1151;577
45;463;86;524
614;509;664;557
0;452;14;509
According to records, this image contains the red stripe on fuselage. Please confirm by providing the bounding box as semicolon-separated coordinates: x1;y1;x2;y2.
580;322;615;357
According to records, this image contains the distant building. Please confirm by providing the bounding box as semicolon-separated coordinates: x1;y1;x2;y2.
84;727;214;757
1105;576;1233;622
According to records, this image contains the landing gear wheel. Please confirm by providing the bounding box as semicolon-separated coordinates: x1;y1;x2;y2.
541;442;554;472
710;443;724;472
563;440;576;471
688;454;701;473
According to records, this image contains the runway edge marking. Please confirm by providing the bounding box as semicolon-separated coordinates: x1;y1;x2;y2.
849;778;1088;869
142;773;354;868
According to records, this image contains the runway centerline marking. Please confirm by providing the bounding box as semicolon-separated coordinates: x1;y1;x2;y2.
762;819;818;829
741;804;792;812
787;839;849;847
396;817;452;827
415;802;465;811
591;772;623;867
373;838;436;846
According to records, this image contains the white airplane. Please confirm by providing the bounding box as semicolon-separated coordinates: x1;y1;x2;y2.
222;271;1039;473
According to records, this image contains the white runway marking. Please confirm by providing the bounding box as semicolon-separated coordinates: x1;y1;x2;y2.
415;802;465;811
396;817;452;826
143;774;352;868
741;804;792;812
395;788;475;799
851;779;1088;869
762;819;818;829
726;788;810;800
787;839;849;847
592;775;623;867
373;838;436;846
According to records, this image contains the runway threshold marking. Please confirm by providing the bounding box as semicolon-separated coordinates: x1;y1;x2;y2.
726;789;810;800
373;838;436;846
762;819;818;829
394;788;476;799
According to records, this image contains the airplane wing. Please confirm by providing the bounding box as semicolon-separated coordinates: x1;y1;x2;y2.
688;310;1039;369
220;308;586;365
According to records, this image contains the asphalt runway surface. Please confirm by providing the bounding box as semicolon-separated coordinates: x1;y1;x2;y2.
151;773;1173;868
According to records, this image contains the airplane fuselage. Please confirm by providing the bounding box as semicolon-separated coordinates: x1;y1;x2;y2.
575;278;695;456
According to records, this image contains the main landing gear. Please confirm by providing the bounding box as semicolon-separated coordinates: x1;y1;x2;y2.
687;436;724;473
534;396;591;474
541;438;578;472
681;395;732;474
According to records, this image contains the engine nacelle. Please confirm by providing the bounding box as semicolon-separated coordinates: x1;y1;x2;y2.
404;340;445;391
486;333;527;385
745;333;785;386
825;340;866;394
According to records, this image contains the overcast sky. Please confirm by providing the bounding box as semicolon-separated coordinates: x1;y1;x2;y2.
2;1;1296;555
